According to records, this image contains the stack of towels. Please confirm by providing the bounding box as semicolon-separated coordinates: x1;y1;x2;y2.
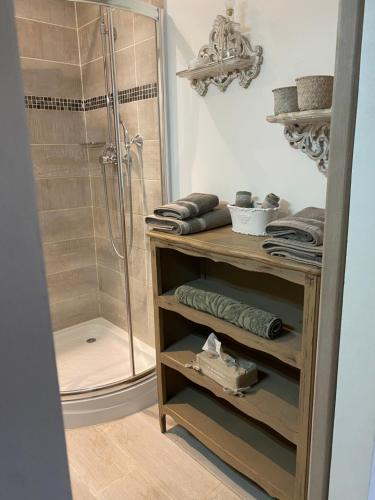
145;193;231;235
261;207;324;267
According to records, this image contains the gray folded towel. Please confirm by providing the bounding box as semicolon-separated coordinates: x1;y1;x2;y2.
145;205;231;235
265;207;325;246
261;238;323;267
154;193;219;220
175;284;283;340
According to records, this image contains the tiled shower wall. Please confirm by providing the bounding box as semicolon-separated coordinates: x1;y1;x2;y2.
14;0;163;348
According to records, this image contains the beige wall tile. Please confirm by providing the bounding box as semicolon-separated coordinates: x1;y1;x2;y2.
143;179;162;214
118;101;139;137
40;207;94;243
131;141;161;181
113;10;134;51
128;246;147;283
115;47;136;90
81;58;105;99
48;266;98;304
31;145;88;179
129;277;148;344
14;0;76;27
99;292;128;330
135;38;157;86
134;14;155;44
50;292;99;332
79;18;101;65
76;3;100;28
90;176;105;208
26;109;85;144
36;177;91;211
127;214;147;249
96;236;123;272
20;58;82;98
85;107;108;143
43;238;96;275
127;178;161;215
16;18;79;64
128;177;144;215
98;265;126;302
138;98;159;140
93;206;122;240
88;147;103;177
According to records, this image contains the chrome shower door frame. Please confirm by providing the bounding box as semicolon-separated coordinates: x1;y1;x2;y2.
62;0;170;397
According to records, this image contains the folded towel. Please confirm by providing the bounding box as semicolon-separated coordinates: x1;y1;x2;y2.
145;205;231;235
153;193;219;220
175;284;283;339
261;238;323;267
265;207;325;246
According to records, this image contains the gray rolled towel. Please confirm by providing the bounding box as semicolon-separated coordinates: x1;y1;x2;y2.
266;207;325;246
154;193;219;220
145;205;231;235
175;285;283;340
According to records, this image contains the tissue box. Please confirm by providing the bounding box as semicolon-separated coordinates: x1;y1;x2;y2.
196;351;258;392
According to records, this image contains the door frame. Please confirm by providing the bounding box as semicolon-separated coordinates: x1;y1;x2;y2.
308;0;365;498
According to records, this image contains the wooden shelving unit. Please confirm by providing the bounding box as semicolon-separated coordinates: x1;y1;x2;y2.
149;226;321;500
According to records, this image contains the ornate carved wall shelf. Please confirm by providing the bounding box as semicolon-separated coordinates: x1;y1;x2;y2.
177;15;263;97
266;109;331;175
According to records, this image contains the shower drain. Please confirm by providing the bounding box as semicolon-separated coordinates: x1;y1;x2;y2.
86;337;97;343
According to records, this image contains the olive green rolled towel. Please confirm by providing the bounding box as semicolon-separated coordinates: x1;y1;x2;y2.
175;285;282;340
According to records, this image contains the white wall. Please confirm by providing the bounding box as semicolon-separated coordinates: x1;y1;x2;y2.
329;1;375;498
166;0;339;212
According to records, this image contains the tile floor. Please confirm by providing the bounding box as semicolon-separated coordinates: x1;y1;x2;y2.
66;405;270;500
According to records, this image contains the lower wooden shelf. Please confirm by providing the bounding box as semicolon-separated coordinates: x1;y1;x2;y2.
163;386;296;500
161;333;299;444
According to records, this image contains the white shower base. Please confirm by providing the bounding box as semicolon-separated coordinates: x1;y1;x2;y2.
54;318;157;428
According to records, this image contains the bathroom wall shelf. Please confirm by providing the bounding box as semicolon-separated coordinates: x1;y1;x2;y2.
266;108;331;175
177;14;263;96
149;226;321;500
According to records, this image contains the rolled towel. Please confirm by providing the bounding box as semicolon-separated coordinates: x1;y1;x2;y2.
145;205;231;235
175;285;282;340
153;193;219;220
266;207;325;246
262;238;323;267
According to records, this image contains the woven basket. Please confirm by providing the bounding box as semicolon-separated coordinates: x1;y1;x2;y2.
296;75;334;111
272;86;298;115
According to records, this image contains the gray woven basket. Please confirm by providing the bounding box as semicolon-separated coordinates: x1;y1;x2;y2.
272;86;298;115
296;75;334;111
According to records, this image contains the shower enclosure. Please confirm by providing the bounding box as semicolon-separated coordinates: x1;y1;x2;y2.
14;0;168;426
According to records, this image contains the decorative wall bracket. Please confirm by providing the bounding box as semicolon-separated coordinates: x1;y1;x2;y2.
266;109;331;176
177;15;263;97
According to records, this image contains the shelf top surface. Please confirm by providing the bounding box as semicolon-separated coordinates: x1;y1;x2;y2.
266;108;331;125
148;226;321;277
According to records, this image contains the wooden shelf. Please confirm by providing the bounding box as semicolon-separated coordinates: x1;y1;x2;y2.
161;333;299;444
158;294;302;369
150;227;321;499
266;108;331;125
148;226;321;285
163;386;295;500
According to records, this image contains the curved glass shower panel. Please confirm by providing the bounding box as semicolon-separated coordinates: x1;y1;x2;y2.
15;0;164;398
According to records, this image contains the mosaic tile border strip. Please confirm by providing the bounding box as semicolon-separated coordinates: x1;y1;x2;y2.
24;83;158;112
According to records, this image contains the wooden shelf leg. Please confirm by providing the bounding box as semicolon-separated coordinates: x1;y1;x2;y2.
159;414;167;433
